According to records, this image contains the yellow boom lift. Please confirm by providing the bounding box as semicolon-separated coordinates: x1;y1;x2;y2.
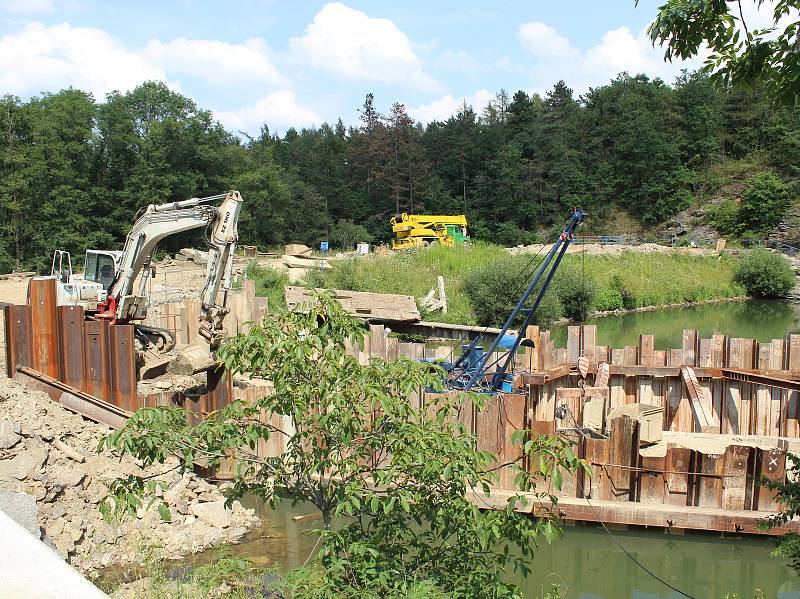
390;213;469;250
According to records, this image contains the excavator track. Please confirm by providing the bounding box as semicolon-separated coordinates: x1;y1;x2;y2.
134;324;176;353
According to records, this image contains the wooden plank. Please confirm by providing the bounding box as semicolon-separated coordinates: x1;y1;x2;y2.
476;491;800;536
585;436;612;501
754;448;786;512
681;366;720;432
711;334;725;368
728;338;742;369
682;329;697;366
693;452;724;509
524;325;539;372
610;348;624;365
665;447;691;506
789;334;800;370
638;455;666;505
595;346;609;363
386;337;399;362
741;339;755;370
539;331;551;370
608;416;638;502
771;338;786;370
722;445;750;511
285;285;421;322
668;349;683;367
623;346;637;366
567;326;581;364
368;324;386;360
653;350;666;366
639;335;654;367
698;338;712;367
581;325;596;363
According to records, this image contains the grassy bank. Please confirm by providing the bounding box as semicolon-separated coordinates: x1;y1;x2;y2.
303;243;744;327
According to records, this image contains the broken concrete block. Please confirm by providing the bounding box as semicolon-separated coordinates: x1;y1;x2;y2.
189;500;232;528
0;490;39;536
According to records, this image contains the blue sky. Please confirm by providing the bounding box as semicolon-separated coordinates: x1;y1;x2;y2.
0;0;742;135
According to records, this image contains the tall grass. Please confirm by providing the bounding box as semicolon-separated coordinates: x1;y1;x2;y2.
245;261;289;310
306;242;507;324
306;244;745;326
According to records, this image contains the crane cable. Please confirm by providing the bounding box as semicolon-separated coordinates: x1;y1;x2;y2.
568;239;697;599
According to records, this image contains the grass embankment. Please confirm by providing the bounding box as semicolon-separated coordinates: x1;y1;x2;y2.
301;243;744;327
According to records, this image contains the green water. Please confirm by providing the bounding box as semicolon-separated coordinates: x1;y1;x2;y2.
129;500;798;598
553;299;800;350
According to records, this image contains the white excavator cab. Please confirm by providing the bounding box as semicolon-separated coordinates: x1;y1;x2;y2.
83;250;121;292
52;249;120;309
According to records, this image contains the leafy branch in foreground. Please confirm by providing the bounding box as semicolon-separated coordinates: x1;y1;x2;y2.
760;453;800;571
643;0;800;104
101;291;585;598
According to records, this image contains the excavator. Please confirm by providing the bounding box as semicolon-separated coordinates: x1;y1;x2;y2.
50;190;243;374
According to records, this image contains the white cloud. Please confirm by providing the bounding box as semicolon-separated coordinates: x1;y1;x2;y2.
0;0;57;14
518;21;704;93
290;2;442;92
215;90;321;133
0;22;168;98
144;37;286;86
518;22;579;61
408;89;493;123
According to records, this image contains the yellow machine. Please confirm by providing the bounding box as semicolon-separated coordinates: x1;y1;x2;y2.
390;213;469;250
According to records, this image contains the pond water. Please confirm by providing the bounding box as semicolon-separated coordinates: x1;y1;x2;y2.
552;299;800;350
101;499;800;598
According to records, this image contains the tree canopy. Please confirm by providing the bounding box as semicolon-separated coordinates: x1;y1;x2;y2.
2;72;800;272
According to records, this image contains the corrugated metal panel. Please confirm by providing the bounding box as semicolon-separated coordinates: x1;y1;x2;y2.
57;305;85;390
29;277;59;378
83;319;111;402
110;324;137;411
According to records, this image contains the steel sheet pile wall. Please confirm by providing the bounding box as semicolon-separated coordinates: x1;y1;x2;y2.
3;278;138;412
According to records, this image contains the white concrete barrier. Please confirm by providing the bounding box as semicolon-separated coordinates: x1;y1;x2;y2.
0;508;108;598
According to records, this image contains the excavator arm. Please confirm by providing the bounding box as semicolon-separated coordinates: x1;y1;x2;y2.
100;190;243;349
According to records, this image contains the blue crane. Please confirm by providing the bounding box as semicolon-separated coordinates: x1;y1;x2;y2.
446;208;585;393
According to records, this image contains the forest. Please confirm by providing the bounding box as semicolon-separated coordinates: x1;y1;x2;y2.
1;71;799;273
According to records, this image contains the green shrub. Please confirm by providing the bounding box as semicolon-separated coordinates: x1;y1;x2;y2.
738;172;787;235
706;198;739;235
555;272;597;321
593;286;624;311
329;219;372;250
734;248;795;297
462;256;562;329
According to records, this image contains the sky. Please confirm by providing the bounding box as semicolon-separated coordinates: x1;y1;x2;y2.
0;0;779;136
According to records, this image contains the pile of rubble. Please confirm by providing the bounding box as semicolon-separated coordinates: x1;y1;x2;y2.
0;375;260;574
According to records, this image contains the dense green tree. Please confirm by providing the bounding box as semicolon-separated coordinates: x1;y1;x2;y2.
3;72;800;272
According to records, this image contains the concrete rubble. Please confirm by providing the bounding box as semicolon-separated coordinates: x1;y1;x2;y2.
0;374;260;575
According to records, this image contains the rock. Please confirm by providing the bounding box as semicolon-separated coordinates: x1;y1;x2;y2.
0;489;39;536
173;253;190;262
55;465;86;488
0;419;21;449
178;248;196;259
189;500;232;528
0;442;47;480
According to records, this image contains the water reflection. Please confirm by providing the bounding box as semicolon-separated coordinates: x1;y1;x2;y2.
152;500;800;599
553;300;800;350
